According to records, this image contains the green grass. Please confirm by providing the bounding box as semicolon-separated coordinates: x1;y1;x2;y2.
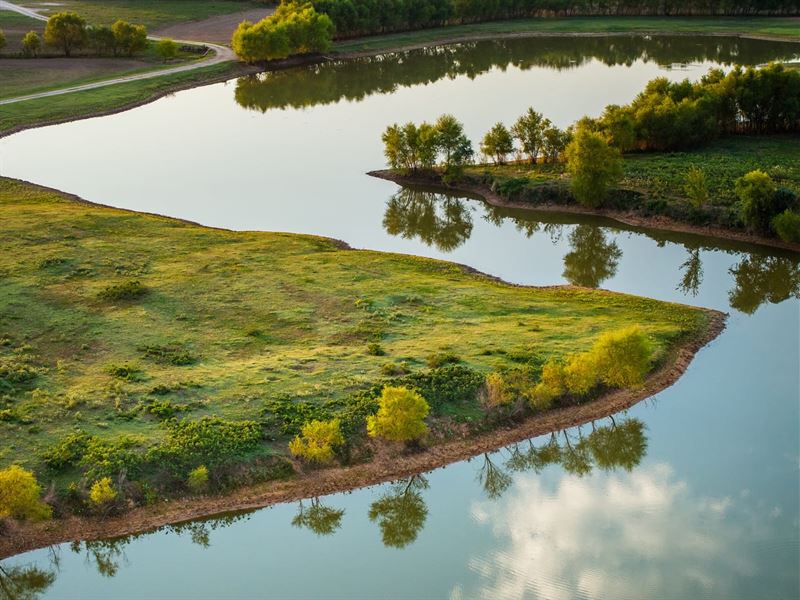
333;17;800;53
18;0;262;29
0;61;241;135
0;177;708;478
0;9;40;29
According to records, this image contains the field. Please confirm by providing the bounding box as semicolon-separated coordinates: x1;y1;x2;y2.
0;177;708;495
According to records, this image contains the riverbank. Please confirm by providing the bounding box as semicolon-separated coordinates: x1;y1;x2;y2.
368;135;800;253
2;17;799;137
0;176;721;557
0;310;724;560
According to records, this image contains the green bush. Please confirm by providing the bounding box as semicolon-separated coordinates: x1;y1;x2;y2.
41;431;92;470
426;352;460;369
106;363;144;381
772;210;800;243
98;280;148;302
366;342;385;356
139;344;198;366
736;170;778;234
399;364;483;410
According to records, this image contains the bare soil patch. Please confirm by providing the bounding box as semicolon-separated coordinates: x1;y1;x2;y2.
154;7;274;45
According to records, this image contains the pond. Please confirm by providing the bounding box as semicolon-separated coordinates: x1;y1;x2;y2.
0;34;798;599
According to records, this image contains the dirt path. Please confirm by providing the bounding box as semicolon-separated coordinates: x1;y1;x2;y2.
153;8;275;46
0;0;237;107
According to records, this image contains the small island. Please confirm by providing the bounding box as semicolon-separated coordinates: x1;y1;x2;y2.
0;176;722;557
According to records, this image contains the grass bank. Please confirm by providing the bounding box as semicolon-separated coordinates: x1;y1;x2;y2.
0;177;719;553
372;136;800;251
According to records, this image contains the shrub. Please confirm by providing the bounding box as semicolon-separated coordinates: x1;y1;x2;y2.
591;326;652;388
186;465;209;492
562;352;599;396
367;386;429;443
772;210;800;243
21;31;41;57
138;344;198;366
81;436;144;480
89;477;118;507
684;167;709;208
529;358;564;411
366;342;385;356
106;363;144;381
156;38;179;62
87;24;115;55
0;466;52;522
400;364;483;409
381;362;409;377
112;20;147;57
426;352;460;369
736;170;778;234
0;29;5;53
98;280;148;301
41;431;91;470
288;419;344;464
484;372;511;407
565;127;623;208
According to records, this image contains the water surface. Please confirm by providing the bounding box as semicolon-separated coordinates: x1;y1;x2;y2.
0;35;798;600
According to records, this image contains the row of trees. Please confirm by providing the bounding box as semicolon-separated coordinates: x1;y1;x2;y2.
232;1;334;63
310;0;800;38
584;63;800;151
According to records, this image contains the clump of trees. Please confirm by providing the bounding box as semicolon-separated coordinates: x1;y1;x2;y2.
382;114;473;178
0;465;52;522
735;170;800;240
39;12;149;57
232;1;334;63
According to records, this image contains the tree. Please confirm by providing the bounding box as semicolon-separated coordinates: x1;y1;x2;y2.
112;20;147;57
541;124;568;163
0;465;52;522
368;476;428;548
684;166;709;208
292;497;344;535
87;25;115;56
288;418;344;463
735;170;778;233
564;127;623;208
772;209;800;243
89;477;117;507
0;29;6;53
511;108;547;164
480;122;514;164
366;386;429;443
156;38;179;62
21;31;42;57
435;114;473;179
44;12;87;57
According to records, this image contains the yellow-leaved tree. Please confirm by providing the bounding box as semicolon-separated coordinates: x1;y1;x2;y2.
592;325;652;388
289;419;344;464
367;386;429;443
0;465;52;522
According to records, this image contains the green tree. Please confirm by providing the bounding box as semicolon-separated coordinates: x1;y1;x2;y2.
735;170;778;234
368;476;428;548
87;25;115;56
44;12;87;57
480;122;514;165
684;166;709;208
511;108;547;164
288;418;344;463
0;465;52;522
541;125;569;163
21;31;42;57
565;127;623;208
156;38;179;62
366;386;429;443
292;497;344;535
112;20;147;57
435;114;473;179
772;209;800;243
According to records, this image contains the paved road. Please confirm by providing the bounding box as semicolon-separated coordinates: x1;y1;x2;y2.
0;0;236;106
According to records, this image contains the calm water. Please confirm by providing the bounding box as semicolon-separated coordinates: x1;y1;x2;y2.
0;36;798;599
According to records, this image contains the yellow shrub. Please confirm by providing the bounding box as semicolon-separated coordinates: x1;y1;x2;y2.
592;325;652;388
89;477;117;506
367;386;429;443
187;465;209;492
289;419;345;464
484;372;511;407
563;352;599;396
0;465;51;522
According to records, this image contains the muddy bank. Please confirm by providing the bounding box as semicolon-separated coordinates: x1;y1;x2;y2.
0;311;725;560
369;169;800;253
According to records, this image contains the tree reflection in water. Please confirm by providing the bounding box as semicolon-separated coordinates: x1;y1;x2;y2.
383;188;473;252
0;562;56;600
368;475;429;549
292;497;345;536
562;225;623;288
677;248;704;296
728;254;800;314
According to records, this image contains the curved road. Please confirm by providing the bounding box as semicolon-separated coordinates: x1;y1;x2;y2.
0;0;236;106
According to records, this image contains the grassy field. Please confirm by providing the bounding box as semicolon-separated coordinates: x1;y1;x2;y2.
0;177;708;497
333;16;800;53
0;61;242;135
18;0;263;29
0;9;43;52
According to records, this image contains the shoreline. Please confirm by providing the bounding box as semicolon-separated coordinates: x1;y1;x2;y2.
1;27;798;140
0;304;725;560
368;169;800;253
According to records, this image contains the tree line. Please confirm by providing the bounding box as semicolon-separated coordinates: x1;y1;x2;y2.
310;0;800;38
